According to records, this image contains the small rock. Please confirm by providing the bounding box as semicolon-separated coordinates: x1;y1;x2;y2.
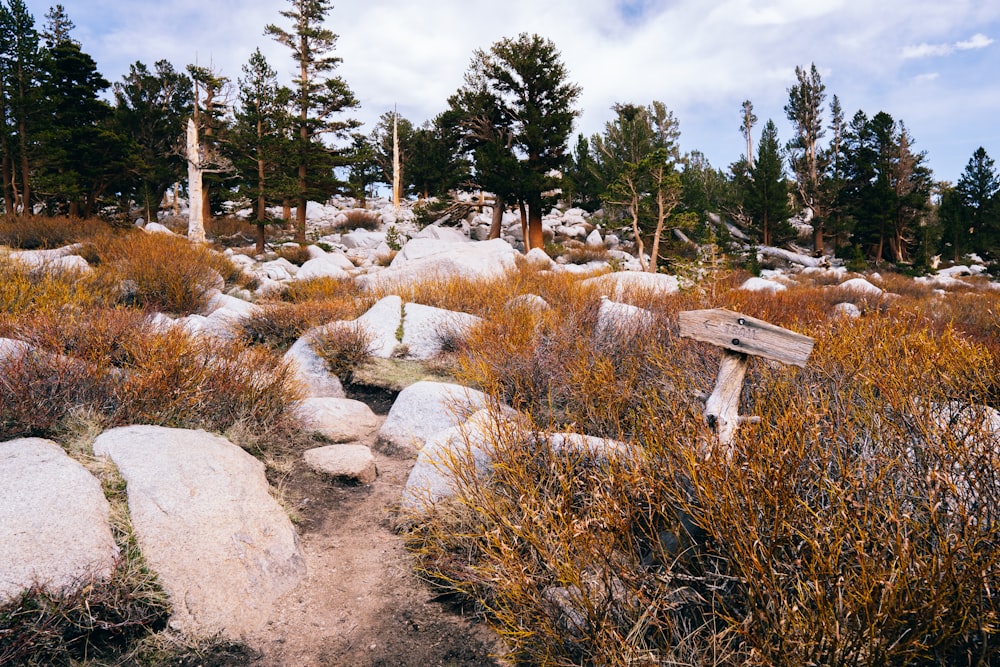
304;444;377;484
294;397;380;442
833;302;861;318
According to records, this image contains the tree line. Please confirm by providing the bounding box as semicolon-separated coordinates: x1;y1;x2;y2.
1;0;997;268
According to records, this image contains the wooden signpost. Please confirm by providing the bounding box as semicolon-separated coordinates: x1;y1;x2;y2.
678;308;815;450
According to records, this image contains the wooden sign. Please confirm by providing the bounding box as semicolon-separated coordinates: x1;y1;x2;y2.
678;308;814;367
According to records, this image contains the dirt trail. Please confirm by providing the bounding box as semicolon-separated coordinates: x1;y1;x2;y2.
249;423;503;667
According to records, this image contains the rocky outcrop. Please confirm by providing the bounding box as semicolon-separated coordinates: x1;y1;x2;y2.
0;438;118;605
93;426;304;640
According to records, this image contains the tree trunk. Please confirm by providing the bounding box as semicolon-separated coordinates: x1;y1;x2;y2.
68;200;80;218
18;116;30;215
518;200;528;250
282;199;291;221
527;197;544;252
489;192;505;240
631;206;647;273
0;151;13;215
813;220;824;255
186;118;206;243
256;156;267;255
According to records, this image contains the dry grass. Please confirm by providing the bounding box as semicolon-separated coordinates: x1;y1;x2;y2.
405;267;1000;666
0;307;301;441
0;214;114;249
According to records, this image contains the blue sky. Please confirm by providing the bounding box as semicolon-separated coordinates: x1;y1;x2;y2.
22;0;1000;183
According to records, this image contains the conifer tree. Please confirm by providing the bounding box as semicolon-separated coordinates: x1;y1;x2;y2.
785;63;826;252
405;116;468;200
593;101;682;272
745;119;792;246
112;60;193;221
266;0;359;244
450;33;581;251
35;13;117;217
954;147;999;258
0;0;42;214
232;48;295;253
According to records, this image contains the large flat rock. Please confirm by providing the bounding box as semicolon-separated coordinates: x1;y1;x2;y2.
0;438;118;604
93;426;305;640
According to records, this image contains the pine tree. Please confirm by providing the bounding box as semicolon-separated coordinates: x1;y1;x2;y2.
823;94;849;248
0;0;42;214
266;0;359;244
41;4;75;45
35;24;117;217
450;33;581;251
841;111;932;264
563;134;602;211
344;133;379;208
593;101;682;272
745;119;792;247
785;63;827;252
406;115;468;200
112;60;193;221
231;48;294;253
955;147;1000;258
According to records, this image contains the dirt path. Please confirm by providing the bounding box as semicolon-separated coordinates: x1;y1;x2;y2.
249;426;504;667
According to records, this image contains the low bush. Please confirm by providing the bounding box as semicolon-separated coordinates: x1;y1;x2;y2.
338;208;381;231
0;257;94;316
281;275;366;307
84;232;242;315
410;273;1000;665
239;300;355;351
275;244;313;266
0;308;301;441
0;214;112;250
312;322;375;384
560;240;609;265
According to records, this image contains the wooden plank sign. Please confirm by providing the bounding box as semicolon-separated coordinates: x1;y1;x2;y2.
678;308;814;367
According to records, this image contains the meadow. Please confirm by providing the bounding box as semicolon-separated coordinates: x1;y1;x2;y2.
2;213;999;666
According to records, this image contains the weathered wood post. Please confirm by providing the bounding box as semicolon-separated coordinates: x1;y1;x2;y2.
678;308;814;451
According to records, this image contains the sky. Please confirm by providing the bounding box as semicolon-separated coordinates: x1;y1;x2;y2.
21;0;1000;184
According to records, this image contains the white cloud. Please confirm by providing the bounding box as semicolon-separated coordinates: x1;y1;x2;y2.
902;42;954;59
956;33;994;50
18;0;1000;182
902;32;994;59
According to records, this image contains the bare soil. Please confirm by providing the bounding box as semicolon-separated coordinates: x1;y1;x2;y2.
248;421;505;667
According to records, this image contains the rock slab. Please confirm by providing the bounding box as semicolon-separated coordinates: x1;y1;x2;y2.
0;438;118;605
93;425;305;640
